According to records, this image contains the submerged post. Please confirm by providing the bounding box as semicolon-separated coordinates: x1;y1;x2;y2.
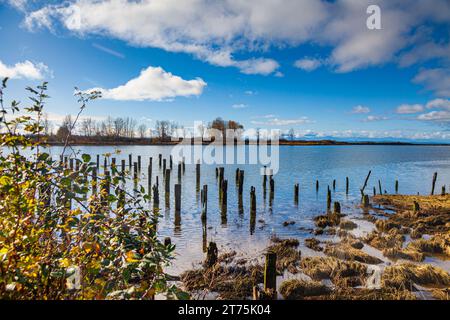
395;180;399;194
316;180;319;193
327;186;331;211
165;169;171;194
201;184;208;222
334;201;341;214
196;160;201;189
128;154;132;169
137;155;141;172
294;183;299;204
158;154;162;167
153;185;159;209
205;242;218;268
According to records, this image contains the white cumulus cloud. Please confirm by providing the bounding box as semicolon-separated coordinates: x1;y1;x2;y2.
86;66;206;101
0;60;50;80
294;58;322;71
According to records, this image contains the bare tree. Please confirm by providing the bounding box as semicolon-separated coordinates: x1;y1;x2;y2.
138;124;147;138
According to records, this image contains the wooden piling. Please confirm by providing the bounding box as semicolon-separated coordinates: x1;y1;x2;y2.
395;180;399;194
128;154;132;169
96;154;100;170
103;157;107;172
91;167;97;194
413;201;420;213
431;172;438;195
137;155;141;172
378;180;382;195
164;237;172;246
363;194;370;208
153;185;159;209
163;159;166;175
174;184;181;212
346;177;349;195
332;179;336;191
205;242;218;268
158;154;162;167
442;185;446;196
170;155;173;169
201;184;208;222
178;162;182;184
196;160;200;188
165;169;171;194
327;186;331;211
334;201;341;214
250;186;256;234
133;162;138;180
294;183;299;204
264;251;277;298
316;180;319;192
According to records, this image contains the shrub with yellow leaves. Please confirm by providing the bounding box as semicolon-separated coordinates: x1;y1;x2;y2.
0;79;186;300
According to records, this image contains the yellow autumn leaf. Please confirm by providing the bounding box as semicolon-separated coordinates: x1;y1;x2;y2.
126;251;139;263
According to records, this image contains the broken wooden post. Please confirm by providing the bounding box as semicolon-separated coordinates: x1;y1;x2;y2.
250;186;256;234
158;154;162;167
163;159;166;176
128;154;132;169
334;201;341;214
346;177;349;195
103;157;107;173
177;162;182;184
196;160;200;189
373;187;376;196
70;158;74;171
91;167;97;194
182;156;185;173
263;165;267;190
332;179;336;191
137;155;141;172
153;185;159;209
221;179;228;220
294;183;299;204
235;168;240;184
378;180;382;195
264;251;277;299
269;176;274;198
327;186;331;211
121;159;126;177
431;172;438;195
133;162;138;181
201;184;208;222
169;155;173;170
100;170;111;209
442;185;446;196
96;154;100;170
360;170;371;197
174;183;181;212
316;180;319;193
363;194;370;208
205;241;218;268
164;237;172;246
413;201;420;213
165;169;171;194
395;180;399;194
238;170;245;196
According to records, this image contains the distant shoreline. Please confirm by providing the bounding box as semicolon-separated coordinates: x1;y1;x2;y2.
40;137;450;147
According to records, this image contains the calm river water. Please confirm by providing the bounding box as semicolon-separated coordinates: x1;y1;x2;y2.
42;145;450;274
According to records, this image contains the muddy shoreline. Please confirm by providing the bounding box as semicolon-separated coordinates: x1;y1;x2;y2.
177;194;450;300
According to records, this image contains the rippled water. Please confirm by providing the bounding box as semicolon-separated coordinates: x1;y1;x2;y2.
39;145;450;274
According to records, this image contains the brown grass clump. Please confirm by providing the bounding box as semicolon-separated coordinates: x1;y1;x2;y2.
364;231;405;250
324;243;383;264
373;195;450;235
382;263;450;290
304;238;323;252
279;279;330;299
375;219;401;233
382;247;424;262
323;288;416;300
314;213;342;229
339;219;358;230
300;256;367;287
181;264;264;300
431;288;450;300
267;237;301;274
406;233;450;259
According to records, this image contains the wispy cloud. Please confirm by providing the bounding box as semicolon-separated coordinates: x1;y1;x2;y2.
362;115;389;122
92;43;125;59
396;103;424;114
251;116;312;126
85;65;206;102
231;103;248;109
351;105;371;114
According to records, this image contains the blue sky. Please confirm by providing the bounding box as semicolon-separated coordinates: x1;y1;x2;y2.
1;0;450;141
